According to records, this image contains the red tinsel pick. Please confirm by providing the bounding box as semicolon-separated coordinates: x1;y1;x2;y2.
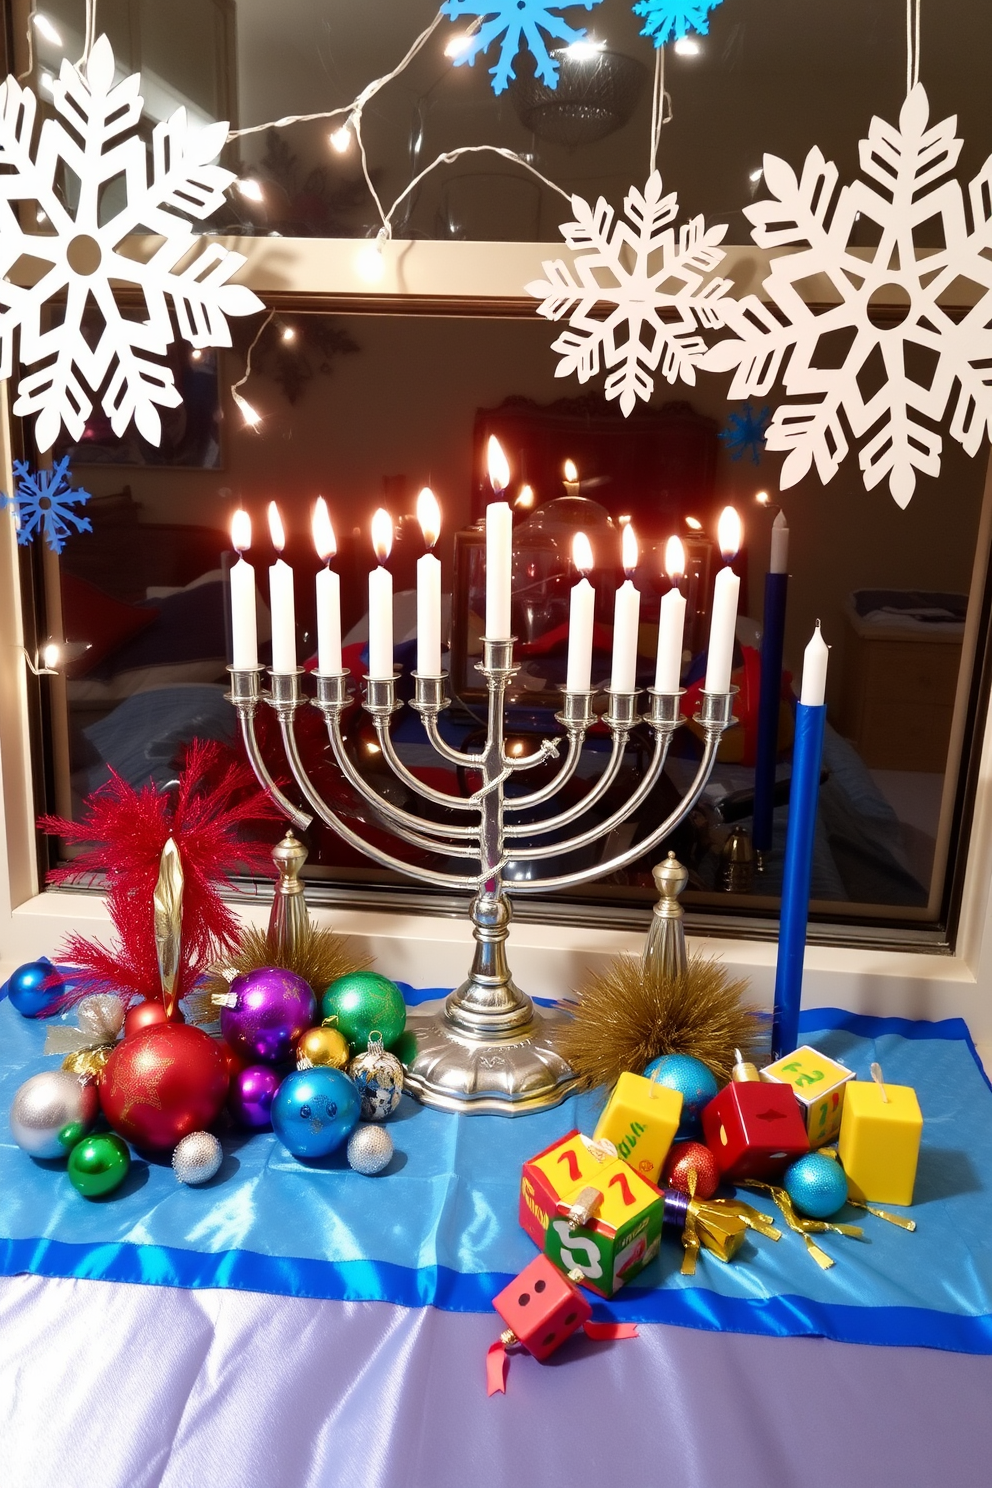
40;739;281;1007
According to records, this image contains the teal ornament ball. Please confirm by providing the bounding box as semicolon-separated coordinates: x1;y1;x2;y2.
783;1152;848;1219
68;1133;131;1198
642;1053;719;1136
271;1067;361;1159
321;972;406;1053
7;958;64;1018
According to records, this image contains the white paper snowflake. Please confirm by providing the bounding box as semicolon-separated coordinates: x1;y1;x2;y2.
527;171;734;415
702;86;992;507
0;35;263;452
441;0;603;94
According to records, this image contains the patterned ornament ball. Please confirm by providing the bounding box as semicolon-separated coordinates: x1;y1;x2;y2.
76;993;125;1043
661;1140;720;1200
68;1133;130;1198
172;1131;223;1186
643;1053;719;1136
321;972;406;1053
228;1064;281;1130
220;967;317;1065
347;1124;394;1176
297;1024;350;1071
271;1067;361;1160
348;1033;404;1121
9;1069;99;1159
6;958;65;1018
124;1000;183;1039
100;1023;229;1151
783;1152;849;1220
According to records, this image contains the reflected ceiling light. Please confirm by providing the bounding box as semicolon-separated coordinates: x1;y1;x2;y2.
673;36;700;56
565;38;606;60
32;13;62;46
330;124;352;154
236;177;264;203
38;71;55;95
36;208;47;224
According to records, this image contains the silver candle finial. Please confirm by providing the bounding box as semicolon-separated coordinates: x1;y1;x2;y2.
643;851;689;982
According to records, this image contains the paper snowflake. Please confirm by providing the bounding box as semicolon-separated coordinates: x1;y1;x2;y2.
720;403;771;464
441;0;603;93
702;86;992;507
633;0;724;47
1;456;91;554
0;35;263;452
527;171;734;415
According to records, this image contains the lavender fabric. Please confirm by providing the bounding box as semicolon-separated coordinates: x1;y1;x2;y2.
1;1274;990;1488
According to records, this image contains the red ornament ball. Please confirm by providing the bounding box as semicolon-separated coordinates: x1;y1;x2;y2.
100;1023;228;1151
123;1000;184;1039
661;1140;720;1200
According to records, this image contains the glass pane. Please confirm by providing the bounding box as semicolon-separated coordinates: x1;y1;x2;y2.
10;0;992;242
31;309;990;935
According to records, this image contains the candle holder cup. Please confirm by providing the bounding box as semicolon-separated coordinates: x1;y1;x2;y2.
227;650;737;1115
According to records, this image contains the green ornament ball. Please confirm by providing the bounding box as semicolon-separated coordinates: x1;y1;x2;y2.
68;1133;131;1199
321;972;406;1053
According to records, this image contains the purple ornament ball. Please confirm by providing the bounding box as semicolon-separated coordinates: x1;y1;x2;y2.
220;968;317;1065
229;1064;282;1129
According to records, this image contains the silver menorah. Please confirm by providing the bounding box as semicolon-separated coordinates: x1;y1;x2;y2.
228;645;736;1115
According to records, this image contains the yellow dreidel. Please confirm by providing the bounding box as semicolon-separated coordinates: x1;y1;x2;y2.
594;1070;683;1183
838;1063;922;1207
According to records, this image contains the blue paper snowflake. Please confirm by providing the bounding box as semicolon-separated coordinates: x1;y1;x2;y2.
1;457;92;554
633;0;724;47
441;0;604;94
720;404;772;465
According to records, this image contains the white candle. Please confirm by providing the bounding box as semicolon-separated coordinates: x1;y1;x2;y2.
704;506;742;694
800;622;829;706
610;524;641;693
417;487;442;676
267;502;296;673
770;510;789;573
312;498;341;675
655;535;686;692
566;532;595;693
229;509;257;670
368;507;394;679
485;436;512;639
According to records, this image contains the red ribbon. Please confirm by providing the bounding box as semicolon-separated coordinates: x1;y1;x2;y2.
582;1321;639;1341
486;1340;509;1396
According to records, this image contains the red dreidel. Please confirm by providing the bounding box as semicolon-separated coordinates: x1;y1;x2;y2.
701;1049;809;1183
487;1254;636;1395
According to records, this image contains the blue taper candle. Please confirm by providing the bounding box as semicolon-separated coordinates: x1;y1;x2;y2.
772;623;828;1059
754;512;789;857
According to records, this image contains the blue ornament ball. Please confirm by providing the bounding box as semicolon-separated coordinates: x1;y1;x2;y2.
642;1053;719;1136
6;958;64;1018
783;1152;849;1219
271;1067;361;1160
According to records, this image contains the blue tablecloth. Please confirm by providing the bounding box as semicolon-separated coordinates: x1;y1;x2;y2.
2;991;991;1353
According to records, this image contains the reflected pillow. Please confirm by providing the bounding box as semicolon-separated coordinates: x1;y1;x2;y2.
60;572;159;676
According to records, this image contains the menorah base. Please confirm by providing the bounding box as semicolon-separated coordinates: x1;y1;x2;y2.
401;1007;580;1116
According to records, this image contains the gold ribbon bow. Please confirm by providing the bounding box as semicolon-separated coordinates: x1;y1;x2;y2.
678;1172;782;1275
743;1182;864;1270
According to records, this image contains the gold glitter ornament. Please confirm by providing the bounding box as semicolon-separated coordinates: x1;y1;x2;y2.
297;1024;350;1071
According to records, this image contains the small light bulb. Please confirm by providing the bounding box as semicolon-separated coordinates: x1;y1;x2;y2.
673;36;700;56
755;490;770;505
236;178;265;203
232;390;261;427
749;167;763;183
190;348;203;362
565;39;605;60
281;324;296;343
330;125;352;154
444;33;473;57
32;13;62;46
41;641;60;670
355;241;385;283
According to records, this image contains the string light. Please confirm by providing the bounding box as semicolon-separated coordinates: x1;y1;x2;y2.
281;324;296;343
330;124;352;154
235;177;265;203
565;39;605;60
444;33;474;58
232;389;261;427
32;13;62;46
673;37;700;56
355;237;387;283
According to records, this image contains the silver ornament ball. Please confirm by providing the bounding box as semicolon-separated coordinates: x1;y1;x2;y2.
348;1037;404;1122
10;1070;98;1159
172;1130;224;1186
347;1124;394;1176
76;993;126;1043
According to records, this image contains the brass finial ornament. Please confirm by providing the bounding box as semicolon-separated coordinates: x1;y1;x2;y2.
643;852;689;981
269;830;309;959
154;836;184;1020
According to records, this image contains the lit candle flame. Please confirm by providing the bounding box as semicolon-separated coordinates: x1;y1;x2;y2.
684;515;702;531
487;435;510;494
312;497;336;563
665;535;685;580
622;522;638;577
514;484;535;511
267;502;286;554
372;507;393;564
718;505;742;562
573;531;593;576
417;487;441;550
231;509;252;554
563;458;578;483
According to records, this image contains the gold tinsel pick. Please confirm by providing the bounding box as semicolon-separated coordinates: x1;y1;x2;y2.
189;921;371;1025
559;952;762;1091
678;1170;781;1275
744;1182;865;1270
